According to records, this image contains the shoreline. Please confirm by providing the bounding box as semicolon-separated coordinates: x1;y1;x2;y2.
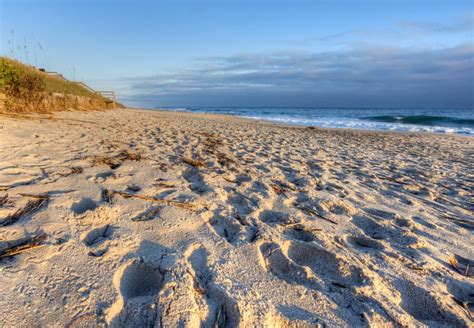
140;107;474;139
149;106;474;137
0;108;472;326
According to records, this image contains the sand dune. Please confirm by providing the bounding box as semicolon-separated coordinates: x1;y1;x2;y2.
0;108;473;327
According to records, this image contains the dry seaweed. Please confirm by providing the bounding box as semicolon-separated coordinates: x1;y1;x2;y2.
182;157;206;168
215;151;236;166
132;206;161;221
198;132;221;139
91;155;120;169
0;196;49;227
154;181;176;188
118;150;142;161
451;297;474;317
0;233;47;259
101;188;113;203
57;166;83;177
0;194;13;207
270;183;289;198
91;150;143;169
449;254;473;277
200;132;237;168
222;176;236;183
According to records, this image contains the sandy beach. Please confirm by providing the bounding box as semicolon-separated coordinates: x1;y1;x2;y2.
0;108;473;327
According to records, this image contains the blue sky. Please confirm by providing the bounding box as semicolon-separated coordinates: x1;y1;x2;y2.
1;0;473;107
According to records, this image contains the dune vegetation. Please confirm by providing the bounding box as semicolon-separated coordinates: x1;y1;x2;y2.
0;57;109;113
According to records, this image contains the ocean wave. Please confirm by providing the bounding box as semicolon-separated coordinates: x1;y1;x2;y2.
243;115;474;135
156;107;189;112
363;115;474;128
153;107;474;136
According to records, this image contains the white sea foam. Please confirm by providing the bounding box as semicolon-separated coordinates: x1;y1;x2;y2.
242;115;474;135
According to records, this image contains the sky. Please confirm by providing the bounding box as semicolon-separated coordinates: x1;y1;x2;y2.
1;0;473;108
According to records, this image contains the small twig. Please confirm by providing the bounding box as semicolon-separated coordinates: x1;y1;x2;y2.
270;184;288;198
301;208;338;225
18;193;49;200
185;268;206;295
111;190;199;211
182;157;206;168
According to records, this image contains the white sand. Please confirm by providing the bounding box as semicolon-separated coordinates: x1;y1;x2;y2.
0;108;473;327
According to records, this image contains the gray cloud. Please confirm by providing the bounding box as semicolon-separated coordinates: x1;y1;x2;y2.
120;43;474;108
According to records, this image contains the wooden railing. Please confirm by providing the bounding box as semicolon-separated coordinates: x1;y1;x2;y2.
73;82;96;93
96;91;116;108
44;70;117;108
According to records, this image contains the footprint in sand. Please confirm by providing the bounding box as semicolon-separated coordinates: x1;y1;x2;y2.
259;210;293;227
91;170;115;183
227;192;256;216
446;279;474;318
352;215;422;254
107;259;164;327
396;279;467;326
71;197;98;215
339;234;385;252
208;210;259;244
209;215;245;244
285;240;369;288
284;225;318;243
258;241;319;290
182;167;209;194
82;224;113;246
184;245;241;327
82;224;113;257
66;313;103;328
363;208;401;221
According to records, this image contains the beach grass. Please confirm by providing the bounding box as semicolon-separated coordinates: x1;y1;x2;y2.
0;56;101;98
0;56;110;113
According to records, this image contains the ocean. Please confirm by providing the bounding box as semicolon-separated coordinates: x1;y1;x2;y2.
157;107;474;136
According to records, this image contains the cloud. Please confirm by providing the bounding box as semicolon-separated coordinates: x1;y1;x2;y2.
291;12;474;47
399;12;474;34
120;43;474;108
